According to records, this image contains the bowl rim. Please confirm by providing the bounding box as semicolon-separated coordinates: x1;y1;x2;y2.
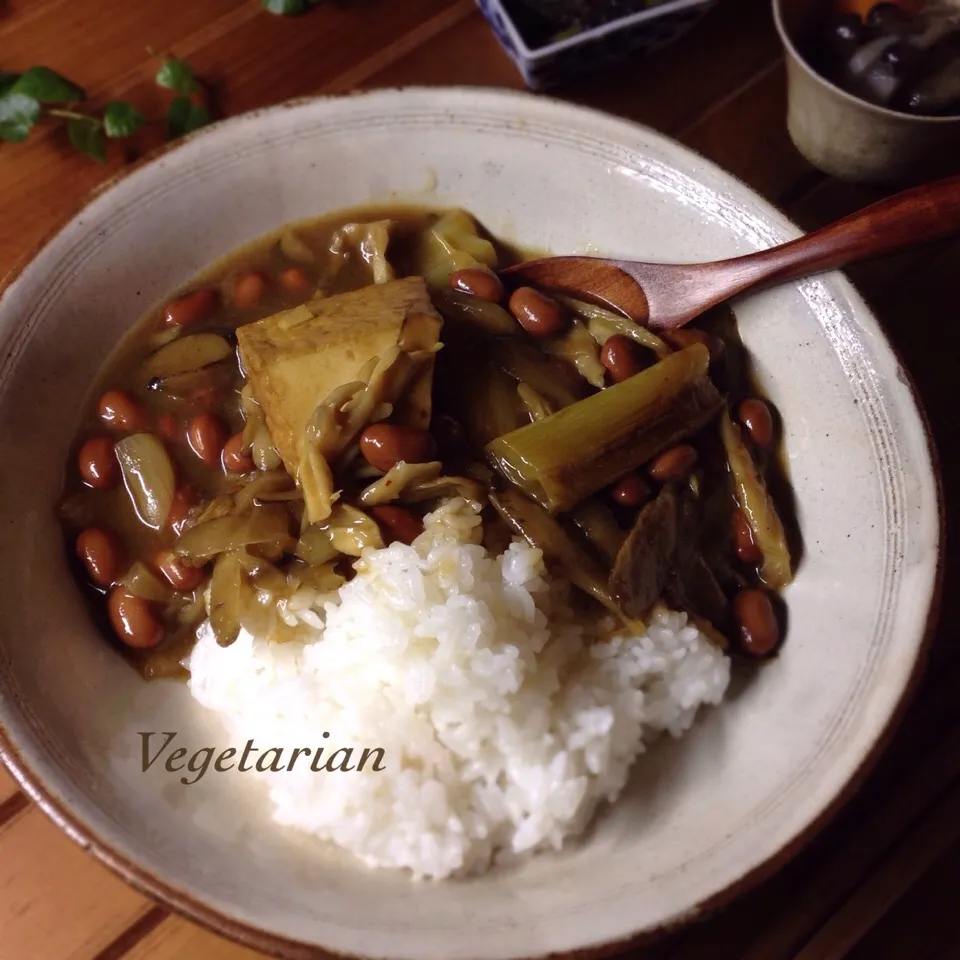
771;0;960;126
0;85;945;960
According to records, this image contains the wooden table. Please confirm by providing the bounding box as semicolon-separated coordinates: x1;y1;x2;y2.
2;2;958;958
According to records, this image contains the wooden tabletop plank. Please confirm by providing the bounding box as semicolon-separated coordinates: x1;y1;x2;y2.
362;10;524;90
2;3;958;960
367;0;784;140
795;780;960;960
566;0;783;134
0;0;791;279
658;709;960;960
120;916;276;960
0;0;245;78
0;766;18;806
847;836;960;960
187;0;470;111
0;0;468;278
0;807;151;959
682;61;813;203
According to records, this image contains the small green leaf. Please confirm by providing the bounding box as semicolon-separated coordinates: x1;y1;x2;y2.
166;95;208;139
155;57;198;95
166;95;190;138
67;116;106;162
262;0;308;12
185;102;209;133
12;66;85;103
0;72;18;94
103;101;144;138
0;88;41;142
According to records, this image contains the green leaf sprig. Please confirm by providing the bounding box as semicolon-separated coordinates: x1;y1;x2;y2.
154;57;209;139
0;57;209;162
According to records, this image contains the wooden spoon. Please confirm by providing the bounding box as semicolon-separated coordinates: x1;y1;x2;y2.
501;173;960;330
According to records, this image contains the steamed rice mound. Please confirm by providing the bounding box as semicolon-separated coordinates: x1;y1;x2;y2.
188;498;730;880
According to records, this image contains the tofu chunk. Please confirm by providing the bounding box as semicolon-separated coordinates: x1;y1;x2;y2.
236;276;442;479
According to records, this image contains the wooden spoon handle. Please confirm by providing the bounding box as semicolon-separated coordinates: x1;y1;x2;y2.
721;173;960;292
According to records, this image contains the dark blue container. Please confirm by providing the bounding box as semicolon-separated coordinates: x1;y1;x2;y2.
477;0;718;90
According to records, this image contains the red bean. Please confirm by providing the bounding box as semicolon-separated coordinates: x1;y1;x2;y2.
222;432;255;473
167;486;194;536
508;287;566;336
155;550;204;592
647;444;697;483
732;588;780;657
156;412;181;443
370;505;423;545
731;508;762;564
610;473;652;507
738;397;775;448
601;335;646;383
75;528;121;587
279;266;311;294
661;328;724;362
450;267;504;302
107;588;164;649
186;413;227;467
358;424;436;473
78;435;119;488
163;288;219;327
97;389;146;433
232;270;268;309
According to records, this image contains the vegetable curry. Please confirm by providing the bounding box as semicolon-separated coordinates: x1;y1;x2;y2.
58;205;797;680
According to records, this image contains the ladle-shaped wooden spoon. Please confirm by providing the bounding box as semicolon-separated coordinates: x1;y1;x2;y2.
501;173;960;330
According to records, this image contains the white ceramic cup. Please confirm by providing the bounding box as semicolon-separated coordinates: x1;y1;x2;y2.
773;0;960;183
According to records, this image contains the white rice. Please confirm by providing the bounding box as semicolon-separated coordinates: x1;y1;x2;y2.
188;497;730;879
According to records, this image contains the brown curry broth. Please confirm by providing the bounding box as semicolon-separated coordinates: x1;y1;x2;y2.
59;204;795;679
60;205;465;677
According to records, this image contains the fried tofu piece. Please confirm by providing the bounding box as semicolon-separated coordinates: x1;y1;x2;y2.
236;276;442;479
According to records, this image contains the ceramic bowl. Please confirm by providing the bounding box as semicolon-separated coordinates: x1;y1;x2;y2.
773;0;960;183
0;88;942;960
477;0;717;89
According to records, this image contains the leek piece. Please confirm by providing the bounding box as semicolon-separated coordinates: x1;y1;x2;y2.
316;503;384;557
416;210;498;286
121;562;172;603
174;504;294;566
431;288;518;337
557;295;671;357
490;488;621;616
294;524;339;566
485;345;721;513
209;551;243;647
142;333;233;379
541;319;606;388
115;433;175;530
567;498;626;564
517;383;555;422
719;409;793;589
494;339;586;409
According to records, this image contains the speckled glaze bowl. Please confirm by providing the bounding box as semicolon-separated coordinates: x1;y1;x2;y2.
0;88;942;960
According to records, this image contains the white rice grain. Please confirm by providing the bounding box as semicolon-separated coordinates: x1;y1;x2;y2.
188;497;729;879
